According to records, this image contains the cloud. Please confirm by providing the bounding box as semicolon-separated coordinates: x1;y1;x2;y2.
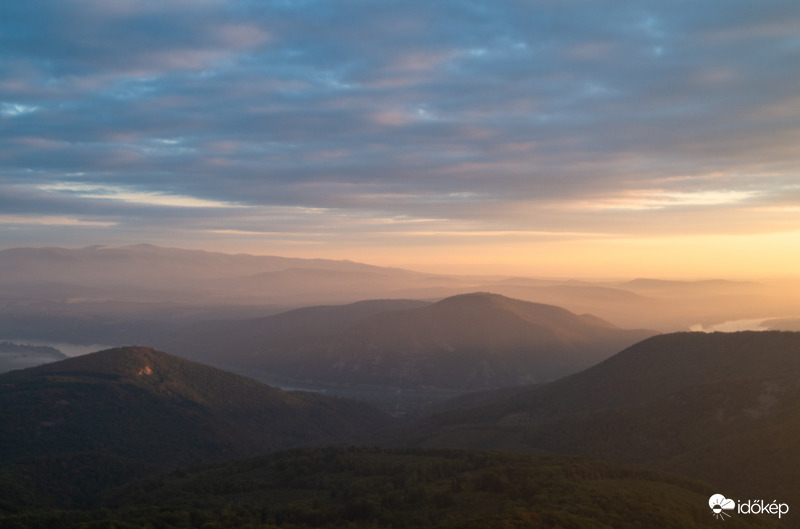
0;215;116;227
38;182;249;209
566;190;760;211
1;103;40;117
1;0;800;268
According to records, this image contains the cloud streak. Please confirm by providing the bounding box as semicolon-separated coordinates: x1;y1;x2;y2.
2;0;800;274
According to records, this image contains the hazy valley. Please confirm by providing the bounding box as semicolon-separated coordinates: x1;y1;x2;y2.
2;245;800;527
3;245;799;346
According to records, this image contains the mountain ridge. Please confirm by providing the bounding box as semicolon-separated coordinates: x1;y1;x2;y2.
403;331;800;512
0;244;415;285
169;292;657;391
0;346;393;466
411;331;800;430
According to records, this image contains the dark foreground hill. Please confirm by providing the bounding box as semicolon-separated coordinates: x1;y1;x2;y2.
406;331;800;515
170;292;655;390
0;448;784;529
0;347;392;508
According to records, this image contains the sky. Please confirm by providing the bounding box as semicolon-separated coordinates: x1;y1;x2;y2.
2;0;800;278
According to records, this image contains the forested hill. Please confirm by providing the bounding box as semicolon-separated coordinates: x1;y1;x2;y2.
169;292;656;390
405;331;800;515
0;346;393;508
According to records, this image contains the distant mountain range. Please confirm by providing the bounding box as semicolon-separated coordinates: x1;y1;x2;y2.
167;292;657;390
2;244;798;340
0;346;392;508
0;244;441;306
405;331;800;510
0;244;452;347
0;244;399;285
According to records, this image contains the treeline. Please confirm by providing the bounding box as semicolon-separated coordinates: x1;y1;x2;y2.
0;448;784;529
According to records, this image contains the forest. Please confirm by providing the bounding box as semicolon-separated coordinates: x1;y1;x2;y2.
0;447;784;529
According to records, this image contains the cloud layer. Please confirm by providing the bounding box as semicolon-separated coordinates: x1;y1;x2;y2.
2;0;800;274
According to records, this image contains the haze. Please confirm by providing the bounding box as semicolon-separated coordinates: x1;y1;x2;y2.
2;1;800;279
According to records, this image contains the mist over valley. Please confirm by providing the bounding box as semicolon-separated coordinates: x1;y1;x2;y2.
1;245;799;527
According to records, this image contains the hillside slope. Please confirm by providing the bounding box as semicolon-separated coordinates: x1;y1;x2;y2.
407;331;800;512
0;347;392;507
170;293;656;390
0;346;392;463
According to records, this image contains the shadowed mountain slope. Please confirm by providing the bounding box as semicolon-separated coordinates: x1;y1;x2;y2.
0;346;392;464
169;293;656;391
0;347;393;508
406;331;800;513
